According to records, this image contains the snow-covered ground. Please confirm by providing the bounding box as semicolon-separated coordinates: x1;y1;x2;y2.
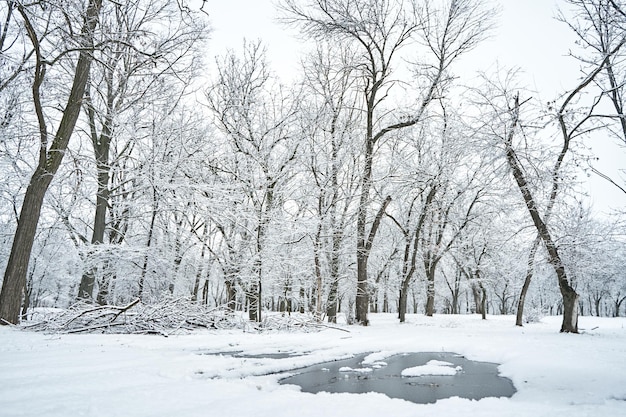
1;313;625;417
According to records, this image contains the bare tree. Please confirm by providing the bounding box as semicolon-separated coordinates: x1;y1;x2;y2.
0;0;103;325
557;0;626;201
76;0;206;302
206;41;300;322
281;0;492;325
300;42;361;322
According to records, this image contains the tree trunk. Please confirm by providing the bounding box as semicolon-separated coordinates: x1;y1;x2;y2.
326;224;341;323
21;272;34;321
355;138;375;326
425;260;439;317
139;202;157;300
313;223;323;321
614;300;620;317
248;283;258;321
78;93;112;300
326;277;339;323
397;242;415;323
355;240;370;325
383;288;389;313
451;273;461;314
425;275;435;316
77;269;96;301
0;175;50;324
398;285;409;322
202;280;210;306
516;236;540;326
87;171;110;286
560;285;579;332
355;195;391;325
480;281;487;320
470;284;481;314
225;280;236;311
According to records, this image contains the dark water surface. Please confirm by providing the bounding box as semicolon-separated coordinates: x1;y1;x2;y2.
279;352;516;404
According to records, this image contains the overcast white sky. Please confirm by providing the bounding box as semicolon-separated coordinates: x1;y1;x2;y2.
201;0;626;216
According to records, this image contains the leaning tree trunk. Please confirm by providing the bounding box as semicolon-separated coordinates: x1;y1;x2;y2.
504;95;578;333
0;0;103;325
0;176;51;324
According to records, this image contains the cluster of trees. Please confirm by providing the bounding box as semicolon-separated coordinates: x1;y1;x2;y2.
1;0;624;332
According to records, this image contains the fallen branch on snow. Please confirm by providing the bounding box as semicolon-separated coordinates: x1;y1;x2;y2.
21;299;334;335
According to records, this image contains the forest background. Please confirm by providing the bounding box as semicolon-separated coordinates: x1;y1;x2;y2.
0;0;625;331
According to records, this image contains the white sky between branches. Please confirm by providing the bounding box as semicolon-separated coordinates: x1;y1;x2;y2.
201;0;626;217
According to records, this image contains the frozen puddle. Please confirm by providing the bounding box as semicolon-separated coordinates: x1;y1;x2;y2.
279;352;515;404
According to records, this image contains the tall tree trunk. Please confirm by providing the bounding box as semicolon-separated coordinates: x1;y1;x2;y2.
0;0;103;325
356;195;391;325
77;147;110;301
78;87;112;300
505;95;578;333
355;149;374;325
0;177;50;324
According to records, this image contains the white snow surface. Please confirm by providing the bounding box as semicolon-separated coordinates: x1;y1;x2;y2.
338;366;373;373
401;359;459;376
1;313;625;417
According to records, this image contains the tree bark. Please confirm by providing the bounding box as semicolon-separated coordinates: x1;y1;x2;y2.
424;260;438;316
398;287;409;323
356;195;391;325
326;276;339;323
479;280;487;320
313;222;324;321
1;176;50;324
0;0;103;325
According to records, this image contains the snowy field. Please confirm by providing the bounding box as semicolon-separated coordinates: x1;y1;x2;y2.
1;313;625;417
